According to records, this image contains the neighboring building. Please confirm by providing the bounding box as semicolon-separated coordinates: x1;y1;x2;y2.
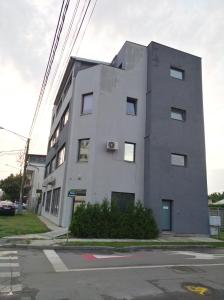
41;41;209;234
26;154;46;213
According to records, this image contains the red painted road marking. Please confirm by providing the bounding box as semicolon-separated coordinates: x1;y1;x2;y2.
82;253;138;261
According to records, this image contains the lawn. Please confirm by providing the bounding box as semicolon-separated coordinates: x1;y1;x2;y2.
0;212;49;238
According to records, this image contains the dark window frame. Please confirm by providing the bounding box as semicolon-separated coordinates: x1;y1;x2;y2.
78;138;90;162
124;142;136;162
171;107;186;121
81;93;93;115
171;153;187;167
56;144;66;167
170;67;184;80
127;97;137;116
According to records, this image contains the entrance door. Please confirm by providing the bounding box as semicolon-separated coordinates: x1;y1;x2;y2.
162;200;172;231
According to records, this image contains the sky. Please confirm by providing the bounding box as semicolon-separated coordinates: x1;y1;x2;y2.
0;0;224;194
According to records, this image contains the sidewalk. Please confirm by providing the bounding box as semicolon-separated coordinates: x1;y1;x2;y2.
0;215;223;250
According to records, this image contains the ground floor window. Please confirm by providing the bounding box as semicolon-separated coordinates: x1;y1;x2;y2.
73;190;86;212
51;188;61;216
45;190;52;212
111;192;135;212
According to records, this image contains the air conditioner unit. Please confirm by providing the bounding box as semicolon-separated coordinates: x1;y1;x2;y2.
106;141;119;151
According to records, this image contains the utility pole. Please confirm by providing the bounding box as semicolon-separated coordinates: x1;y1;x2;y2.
18;138;30;213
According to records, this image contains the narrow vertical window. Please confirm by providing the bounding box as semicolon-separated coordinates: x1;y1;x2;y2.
57;145;66;167
81;93;93;114
127;97;137;115
124;142;136;162
78;139;90;162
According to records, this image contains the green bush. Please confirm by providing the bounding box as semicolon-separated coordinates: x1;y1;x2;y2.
70;200;159;239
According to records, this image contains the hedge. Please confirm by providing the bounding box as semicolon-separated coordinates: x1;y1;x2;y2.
70;200;159;239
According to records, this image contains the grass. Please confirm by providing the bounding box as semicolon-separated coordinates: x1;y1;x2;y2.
63;241;224;248
0;212;49;238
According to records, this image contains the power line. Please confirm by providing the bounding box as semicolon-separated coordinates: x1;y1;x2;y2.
29;0;98;139
47;0;97;109
0;150;24;154
29;0;71;137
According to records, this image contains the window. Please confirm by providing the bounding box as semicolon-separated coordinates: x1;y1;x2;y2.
171;107;186;121
45;163;50;178
81;93;93;114
45;190;52;212
55;125;60;141
73;190;86;212
78;139;90;162
127;97;137;115
57;145;66;167
51;188;61;216
50;156;56;173
61;105;69;130
124;142;135;162
111;192;135;212
171;153;187;167
63;75;72;97
170;67;184;80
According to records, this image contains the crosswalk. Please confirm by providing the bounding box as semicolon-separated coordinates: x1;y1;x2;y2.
0;250;22;295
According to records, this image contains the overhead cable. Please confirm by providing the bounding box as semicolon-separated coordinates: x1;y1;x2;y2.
29;0;71;137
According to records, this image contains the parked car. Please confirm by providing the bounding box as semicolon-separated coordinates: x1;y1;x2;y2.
0;200;15;216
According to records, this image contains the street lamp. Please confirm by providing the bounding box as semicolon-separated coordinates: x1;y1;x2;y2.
0;126;30;213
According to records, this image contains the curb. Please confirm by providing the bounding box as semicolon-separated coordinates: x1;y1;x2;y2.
1;243;224;251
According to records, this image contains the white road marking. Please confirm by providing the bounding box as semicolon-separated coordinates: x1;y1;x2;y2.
0;263;19;267
171;251;224;260
0;272;20;278
0;251;18;256
43;250;68;272
0;284;22;293
0;257;18;260
66;263;224;273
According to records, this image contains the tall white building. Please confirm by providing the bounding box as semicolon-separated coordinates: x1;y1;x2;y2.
41;41;209;235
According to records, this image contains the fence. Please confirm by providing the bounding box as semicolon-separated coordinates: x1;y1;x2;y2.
209;207;224;231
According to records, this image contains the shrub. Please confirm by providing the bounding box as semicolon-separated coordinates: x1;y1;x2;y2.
70;200;159;239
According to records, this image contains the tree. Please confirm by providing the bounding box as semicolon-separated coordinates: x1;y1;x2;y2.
0;173;22;201
208;192;224;203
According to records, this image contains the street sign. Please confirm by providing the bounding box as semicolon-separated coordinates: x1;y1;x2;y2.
67;189;86;197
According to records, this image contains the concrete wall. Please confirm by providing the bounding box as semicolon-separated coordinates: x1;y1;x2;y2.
144;42;209;234
61;43;147;227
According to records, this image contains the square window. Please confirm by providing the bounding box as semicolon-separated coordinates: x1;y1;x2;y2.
111;192;135;212
127;97;137;115
171;153;187;167
124;142;135;162
170;67;184;80
171;107;186;121
78;139;90;162
81;93;93;114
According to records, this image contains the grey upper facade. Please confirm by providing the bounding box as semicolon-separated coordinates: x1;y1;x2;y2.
41;41;209;235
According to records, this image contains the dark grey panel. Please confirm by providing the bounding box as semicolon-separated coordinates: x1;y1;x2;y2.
144;42;209;234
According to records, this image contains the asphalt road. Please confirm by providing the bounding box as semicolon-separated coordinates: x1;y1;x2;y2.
0;248;224;299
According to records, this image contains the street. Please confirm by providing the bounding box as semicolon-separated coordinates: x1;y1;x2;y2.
0;248;224;299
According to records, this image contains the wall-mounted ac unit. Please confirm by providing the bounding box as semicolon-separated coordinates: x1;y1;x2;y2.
106;141;119;151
